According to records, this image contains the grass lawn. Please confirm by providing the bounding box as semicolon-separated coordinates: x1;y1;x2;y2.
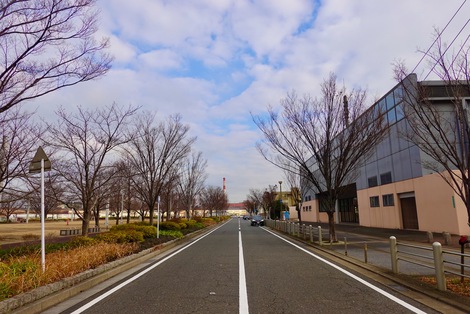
0;219;131;245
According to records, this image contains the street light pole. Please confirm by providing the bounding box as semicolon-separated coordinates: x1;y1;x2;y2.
278;181;282;220
29;147;51;273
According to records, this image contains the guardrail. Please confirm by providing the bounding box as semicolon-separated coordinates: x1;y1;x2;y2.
266;219;470;291
390;236;470;291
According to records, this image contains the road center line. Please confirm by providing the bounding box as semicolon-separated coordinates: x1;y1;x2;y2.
239;220;249;314
262;227;426;314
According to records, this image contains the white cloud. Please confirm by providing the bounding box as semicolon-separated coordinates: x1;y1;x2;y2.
27;0;470;202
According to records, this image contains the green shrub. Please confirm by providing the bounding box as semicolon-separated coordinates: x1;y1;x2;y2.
133;221;151;226
94;232;121;243
194;218;216;227
110;223;157;238
70;236;96;247
159;230;184;239
121;230;144;243
178;222;187;229
184;219;198;227
137;225;158;238
159;221;181;230
7;259;38;277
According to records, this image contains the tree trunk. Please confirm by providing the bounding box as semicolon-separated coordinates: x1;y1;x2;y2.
94;212;100;227
149;208;154;225
327;211;337;242
297;204;302;224
82;211;90;236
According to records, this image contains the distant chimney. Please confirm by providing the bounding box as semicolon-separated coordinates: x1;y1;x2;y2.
343;95;349;126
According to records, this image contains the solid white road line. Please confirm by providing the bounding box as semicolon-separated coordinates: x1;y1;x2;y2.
262;227;427;314
239;218;249;314
70;222;228;314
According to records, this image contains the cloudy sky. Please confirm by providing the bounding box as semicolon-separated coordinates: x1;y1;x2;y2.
34;0;469;202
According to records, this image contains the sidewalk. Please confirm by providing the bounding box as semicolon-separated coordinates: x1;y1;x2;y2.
313;222;463;249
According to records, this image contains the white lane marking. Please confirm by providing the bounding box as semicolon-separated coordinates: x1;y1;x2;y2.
239;224;249;314
70;222;229;314
262;227;426;314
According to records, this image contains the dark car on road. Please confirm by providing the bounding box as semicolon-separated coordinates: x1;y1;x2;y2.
250;215;264;226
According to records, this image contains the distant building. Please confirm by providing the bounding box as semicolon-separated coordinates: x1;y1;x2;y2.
227;202;248;216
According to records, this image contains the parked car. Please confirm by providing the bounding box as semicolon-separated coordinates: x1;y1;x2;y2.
242;215;250;220
251;215;264;226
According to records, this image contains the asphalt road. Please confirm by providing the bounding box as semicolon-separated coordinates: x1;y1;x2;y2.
44;218;443;314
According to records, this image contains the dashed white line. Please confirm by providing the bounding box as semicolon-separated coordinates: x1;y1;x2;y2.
239;223;249;314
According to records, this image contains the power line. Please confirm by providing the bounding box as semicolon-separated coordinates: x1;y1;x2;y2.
410;0;467;76
423;17;470;80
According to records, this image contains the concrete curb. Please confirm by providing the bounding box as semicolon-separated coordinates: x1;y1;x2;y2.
1;226;212;314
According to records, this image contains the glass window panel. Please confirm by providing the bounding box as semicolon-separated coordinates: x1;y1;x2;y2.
383;194;394;206
394;86;404;103
380;172;392;185
387;109;397;124
386;93;395;110
368;176;378;187
396;104;404;121
378;99;387;114
370;196;380;207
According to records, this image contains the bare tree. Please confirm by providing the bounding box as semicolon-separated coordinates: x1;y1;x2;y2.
254;73;387;241
283;168;303;223
394;30;470;225
26;171;65;219
245;188;264;216
160;168;180;220
177;151;207;219
44;103;137;236
125;112;195;225
200;186;228;217
0;107;41;203
0;192;22;222
0;0;112;113
112;159;137;224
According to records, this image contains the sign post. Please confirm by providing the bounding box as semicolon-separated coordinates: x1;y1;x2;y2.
29;146;51;273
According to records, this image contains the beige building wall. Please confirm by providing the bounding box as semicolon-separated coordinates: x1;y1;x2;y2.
299;200;329;224
302;172;470;235
357;173;470;235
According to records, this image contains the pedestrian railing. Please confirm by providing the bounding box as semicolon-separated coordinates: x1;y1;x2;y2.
266;220;470;292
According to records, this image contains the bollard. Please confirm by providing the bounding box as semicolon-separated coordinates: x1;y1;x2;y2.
318;226;323;246
309;226;313;243
390;236;398;274
344;237;348;256
443;232;451;245
432;242;446;291
459;236;469;283
303;224;307;240
426;231;433;243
